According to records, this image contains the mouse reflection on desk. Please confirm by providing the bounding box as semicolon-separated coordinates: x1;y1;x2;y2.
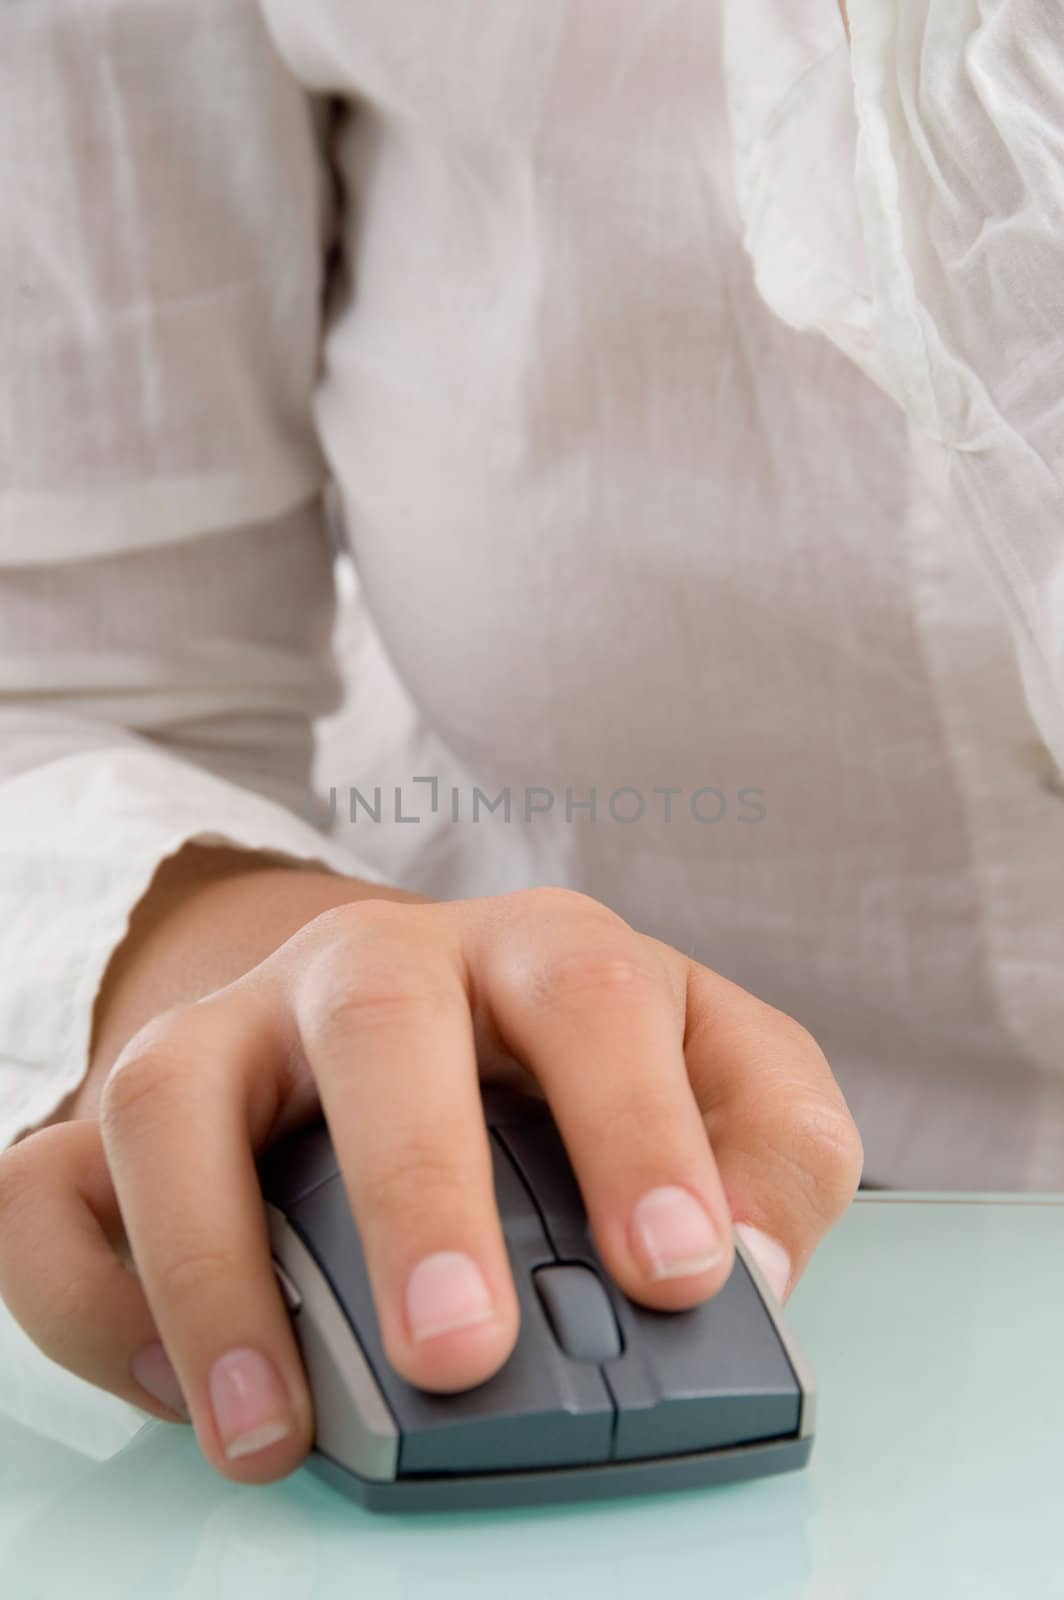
257;1085;815;1513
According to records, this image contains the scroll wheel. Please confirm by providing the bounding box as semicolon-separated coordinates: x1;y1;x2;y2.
533;1264;623;1362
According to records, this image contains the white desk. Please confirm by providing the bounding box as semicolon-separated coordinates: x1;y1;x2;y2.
2;1195;1062;1599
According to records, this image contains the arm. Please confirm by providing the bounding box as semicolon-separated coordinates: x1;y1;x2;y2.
0;506;395;1153
0;0;394;1151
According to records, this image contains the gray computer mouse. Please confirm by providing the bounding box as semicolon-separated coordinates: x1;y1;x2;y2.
257;1084;815;1512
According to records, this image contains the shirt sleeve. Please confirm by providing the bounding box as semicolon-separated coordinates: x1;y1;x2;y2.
0;0;387;1152
722;0;1064;771
0;511;390;1154
0;0;331;563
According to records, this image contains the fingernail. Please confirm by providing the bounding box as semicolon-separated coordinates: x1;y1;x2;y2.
208;1348;294;1460
131;1340;189;1420
735;1223;792;1303
631;1185;724;1280
405;1250;496;1343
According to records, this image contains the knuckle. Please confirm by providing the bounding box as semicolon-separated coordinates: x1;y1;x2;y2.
514;885;595;916
513;885;626;933
299;902;455;1040
100;1015;191;1131
303;968;458;1043
0;1131;101;1338
761;1006;829;1068
784;1097;864;1218
153;1240;243;1306
526;942;661;1012
484;888;644;1009
307;896;416;952
0;1125;88;1269
0;1143;34;1224
356;1144;466;1230
33;1272;104;1358
593;1090;677;1162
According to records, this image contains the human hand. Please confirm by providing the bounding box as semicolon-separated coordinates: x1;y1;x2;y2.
0;888;861;1483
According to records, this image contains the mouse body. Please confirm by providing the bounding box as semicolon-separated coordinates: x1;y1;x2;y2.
258;1085;815;1512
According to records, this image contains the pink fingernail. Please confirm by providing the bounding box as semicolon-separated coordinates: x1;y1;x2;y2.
631;1185;724;1280
405;1251;496;1343
208;1347;294;1460
735;1223;792;1302
131;1340;189;1419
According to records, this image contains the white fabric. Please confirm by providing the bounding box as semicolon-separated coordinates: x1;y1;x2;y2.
1;0;1062;1201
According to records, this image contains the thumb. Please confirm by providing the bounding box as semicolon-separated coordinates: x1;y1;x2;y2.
0;1120;188;1420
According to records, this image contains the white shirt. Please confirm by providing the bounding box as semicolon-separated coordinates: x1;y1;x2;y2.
1;0;1063;1196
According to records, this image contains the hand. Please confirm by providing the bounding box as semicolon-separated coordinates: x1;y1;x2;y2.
0;888;861;1484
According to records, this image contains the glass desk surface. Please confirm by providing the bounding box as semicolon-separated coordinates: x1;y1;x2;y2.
2;1195;1062;1600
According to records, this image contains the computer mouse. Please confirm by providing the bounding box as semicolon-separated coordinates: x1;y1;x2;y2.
257;1084;815;1513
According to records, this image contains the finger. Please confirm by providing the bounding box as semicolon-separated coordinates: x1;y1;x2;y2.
475;888;735;1310
291;901;520;1393
0;1120;187;1422
683;961;864;1301
99;996;315;1483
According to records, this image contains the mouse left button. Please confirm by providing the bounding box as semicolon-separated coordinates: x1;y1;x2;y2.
265;1204;400;1484
288;1145;617;1476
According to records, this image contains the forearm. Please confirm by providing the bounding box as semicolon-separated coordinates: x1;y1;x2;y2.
52;845;423;1125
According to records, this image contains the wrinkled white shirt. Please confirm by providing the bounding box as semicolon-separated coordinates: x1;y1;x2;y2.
1;0;1063;1203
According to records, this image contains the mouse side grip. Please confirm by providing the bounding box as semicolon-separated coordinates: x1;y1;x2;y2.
266;1204;400;1482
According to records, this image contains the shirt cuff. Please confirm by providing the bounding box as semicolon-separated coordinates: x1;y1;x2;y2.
0;744;385;1151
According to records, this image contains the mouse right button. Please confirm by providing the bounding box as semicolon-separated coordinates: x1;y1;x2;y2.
494;1118;806;1459
607;1251;803;1461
